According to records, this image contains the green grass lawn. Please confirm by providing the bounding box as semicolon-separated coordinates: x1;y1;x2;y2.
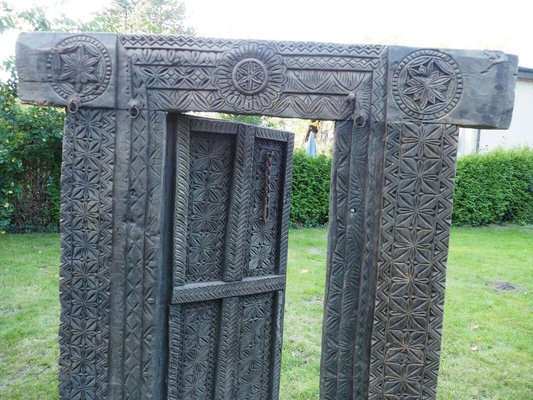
0;226;532;399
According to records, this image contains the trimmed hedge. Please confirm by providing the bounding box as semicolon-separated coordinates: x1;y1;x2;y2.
453;148;533;225
290;150;332;227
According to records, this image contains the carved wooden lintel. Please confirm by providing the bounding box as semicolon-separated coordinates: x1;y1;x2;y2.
17;32;517;127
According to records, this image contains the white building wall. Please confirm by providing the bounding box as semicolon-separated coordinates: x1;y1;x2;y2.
458;77;533;157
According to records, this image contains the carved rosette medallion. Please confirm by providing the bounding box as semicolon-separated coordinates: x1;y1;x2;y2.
216;44;286;112
47;35;112;103
392;50;463;120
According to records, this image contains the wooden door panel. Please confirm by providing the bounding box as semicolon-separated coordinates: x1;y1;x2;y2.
167;115;293;400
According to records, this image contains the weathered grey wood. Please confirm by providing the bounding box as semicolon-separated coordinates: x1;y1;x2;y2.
15;31;518;400
16;33;118;109
17;32;517;128
166;115;293;400
386;46;518;128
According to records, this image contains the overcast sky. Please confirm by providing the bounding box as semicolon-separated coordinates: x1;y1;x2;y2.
1;0;532;68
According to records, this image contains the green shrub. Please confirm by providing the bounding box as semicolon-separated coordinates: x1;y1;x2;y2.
453;148;533;225
290;150;331;227
0;66;64;233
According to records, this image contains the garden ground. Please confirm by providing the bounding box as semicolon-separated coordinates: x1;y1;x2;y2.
0;226;532;399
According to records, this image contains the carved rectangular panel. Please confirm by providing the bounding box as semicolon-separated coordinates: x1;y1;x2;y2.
186;131;235;282
118;35;380;120
368;123;458;399
58;109;115;399
168;115;293;400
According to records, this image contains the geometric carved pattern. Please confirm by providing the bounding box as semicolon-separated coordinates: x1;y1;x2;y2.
167;116;293;400
117;108;166;400
236;293;274;400
216;43;286;112
171;302;219;400
122;35;382;120
58;109;115;399
320;118;372;400
321;121;459;400
246;139;284;277
187;133;235;282
392;50;463;120
48;35;112;102
368;123;459;400
172;275;285;304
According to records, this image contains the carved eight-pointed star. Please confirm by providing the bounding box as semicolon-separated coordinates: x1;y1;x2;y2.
403;59;452;111
47;35;111;102
392;49;463;119
57;45;101;93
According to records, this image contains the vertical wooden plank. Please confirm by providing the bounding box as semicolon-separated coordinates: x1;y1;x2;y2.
123;108;149;400
270;290;285;400
214;297;241;400
154;112;177;400
173;115;190;288
271;132;292;400
277;133;294;276
223;124;255;282
168;301;220;400
58;109;115;399
334;117;370;397
141;108;167;399
235;293;274;400
167;305;183;400
109;110;130;399
57;111;74;400
368;123;459;400
320;120;355;400
352;121;386;398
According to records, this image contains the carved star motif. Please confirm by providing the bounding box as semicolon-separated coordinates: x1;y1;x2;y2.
57;45;101;92
403;59;452;111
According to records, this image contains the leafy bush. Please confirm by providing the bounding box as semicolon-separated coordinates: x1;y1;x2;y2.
0;63;64;232
290;150;331;227
453;148;533;225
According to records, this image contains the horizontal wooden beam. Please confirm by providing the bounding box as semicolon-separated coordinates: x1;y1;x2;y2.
16;32;518;128
172;275;285;303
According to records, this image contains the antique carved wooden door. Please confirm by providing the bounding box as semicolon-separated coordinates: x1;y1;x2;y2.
16;32;517;400
165;115;293;400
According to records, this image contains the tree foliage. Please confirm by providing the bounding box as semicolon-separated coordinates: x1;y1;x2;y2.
217;113;286;129
1;0;195;35
88;0;195;35
0;59;64;232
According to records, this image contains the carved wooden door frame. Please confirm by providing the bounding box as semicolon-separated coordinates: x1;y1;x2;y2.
16;32;517;400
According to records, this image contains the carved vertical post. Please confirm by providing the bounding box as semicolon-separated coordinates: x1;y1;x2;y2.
58;108;116;399
321;46;517;399
368;122;459;399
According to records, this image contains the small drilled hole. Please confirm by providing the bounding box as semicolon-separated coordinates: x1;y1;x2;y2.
354;115;366;127
129;105;140;118
67;101;79;114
